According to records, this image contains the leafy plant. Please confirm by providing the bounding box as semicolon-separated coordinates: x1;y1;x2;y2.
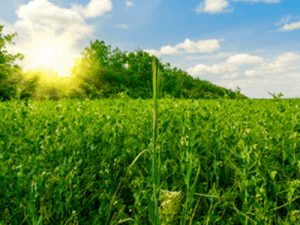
0;25;24;100
0;99;299;224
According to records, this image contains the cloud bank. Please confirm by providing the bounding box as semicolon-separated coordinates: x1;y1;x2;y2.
146;38;221;56
188;52;300;98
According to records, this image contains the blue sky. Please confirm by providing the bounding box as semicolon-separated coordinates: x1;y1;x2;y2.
0;0;300;98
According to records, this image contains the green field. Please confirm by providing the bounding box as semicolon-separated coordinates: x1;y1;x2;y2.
0;99;300;224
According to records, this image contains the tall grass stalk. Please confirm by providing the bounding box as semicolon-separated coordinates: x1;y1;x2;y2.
151;57;160;225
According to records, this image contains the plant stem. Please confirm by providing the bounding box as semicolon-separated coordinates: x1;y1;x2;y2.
152;57;160;225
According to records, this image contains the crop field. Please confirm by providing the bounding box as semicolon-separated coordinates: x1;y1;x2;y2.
0;99;300;224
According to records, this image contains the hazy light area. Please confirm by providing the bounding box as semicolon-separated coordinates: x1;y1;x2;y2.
21;33;78;77
1;0;112;77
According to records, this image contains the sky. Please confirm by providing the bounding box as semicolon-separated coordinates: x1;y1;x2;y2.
0;0;300;98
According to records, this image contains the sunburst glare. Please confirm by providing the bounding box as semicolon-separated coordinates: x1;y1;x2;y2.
22;33;78;77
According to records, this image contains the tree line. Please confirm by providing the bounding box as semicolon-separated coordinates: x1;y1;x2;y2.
0;25;246;100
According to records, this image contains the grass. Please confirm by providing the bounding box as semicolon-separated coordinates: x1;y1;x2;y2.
0;99;300;224
150;57;160;225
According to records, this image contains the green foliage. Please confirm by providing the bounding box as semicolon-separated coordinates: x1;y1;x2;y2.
0;25;24;100
71;40;129;98
269;92;284;100
0;99;299;224
24;69;82;100
72;40;247;100
17;73;39;99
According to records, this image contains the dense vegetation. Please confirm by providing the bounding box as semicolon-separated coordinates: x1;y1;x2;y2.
0;25;36;100
0;25;245;100
70;40;245;99
1;99;299;224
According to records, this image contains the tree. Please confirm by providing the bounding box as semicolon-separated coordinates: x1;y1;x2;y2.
268;92;283;100
72;40;130;98
0;25;24;100
72;39;247;100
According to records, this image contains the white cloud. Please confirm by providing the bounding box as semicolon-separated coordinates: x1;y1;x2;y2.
196;0;281;14
177;39;220;53
280;21;300;32
196;0;230;14
146;38;221;56
226;54;264;65
160;45;180;55
145;49;160;56
188;63;240;78
188;53;264;78
16;0;92;41
125;0;134;7
188;52;300;79
72;0;112;18
3;0;113;76
244;52;300;77
188;52;300;98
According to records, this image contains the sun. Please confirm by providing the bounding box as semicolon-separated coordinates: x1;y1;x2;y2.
22;33;78;77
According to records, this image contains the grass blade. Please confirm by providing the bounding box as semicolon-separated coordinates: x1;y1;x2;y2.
151;57;160;225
